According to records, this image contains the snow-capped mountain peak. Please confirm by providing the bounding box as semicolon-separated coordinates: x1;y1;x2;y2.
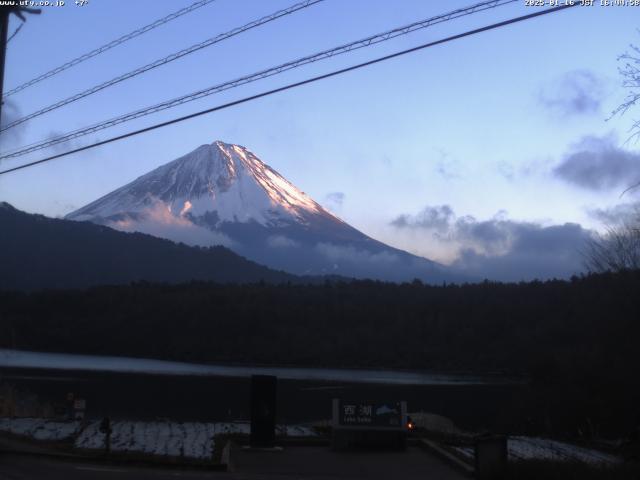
67;140;451;282
68;140;335;228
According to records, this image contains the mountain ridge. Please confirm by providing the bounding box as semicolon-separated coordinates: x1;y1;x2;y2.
0;202;300;291
66;140;460;283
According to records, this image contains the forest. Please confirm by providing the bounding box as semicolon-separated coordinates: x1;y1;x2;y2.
1;270;639;437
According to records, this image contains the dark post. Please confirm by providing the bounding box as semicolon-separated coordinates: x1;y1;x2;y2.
0;7;10;124
475;434;508;480
0;6;40;126
65;392;75;421
250;375;277;448
99;416;112;455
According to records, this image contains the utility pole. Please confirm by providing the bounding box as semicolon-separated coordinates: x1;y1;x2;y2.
0;6;40;127
0;7;10;125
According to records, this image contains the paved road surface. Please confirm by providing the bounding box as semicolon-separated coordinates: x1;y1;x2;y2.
233;446;468;479
0;454;224;480
0;447;467;479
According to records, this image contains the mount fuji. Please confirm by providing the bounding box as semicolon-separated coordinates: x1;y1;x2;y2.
67;141;455;282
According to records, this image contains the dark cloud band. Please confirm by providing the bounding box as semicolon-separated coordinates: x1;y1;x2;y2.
390;204;592;281
553;135;640;191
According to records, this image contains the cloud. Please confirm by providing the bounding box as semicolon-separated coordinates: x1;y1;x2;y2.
587;201;640;226
436;160;461;180
0;99;26;147
552;134;640;191
539;70;606;117
324;192;345;211
315;242;399;265
452;214;515;256
390;205;454;232
266;235;300;248
390;205;592;281
53;200;79;217
450;223;589;281
109;203;234;248
45;131;85;154
433;148;462;180
497;156;555;182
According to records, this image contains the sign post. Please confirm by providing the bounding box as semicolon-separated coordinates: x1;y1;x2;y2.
99;416;112;456
73;398;86;420
250;375;277;449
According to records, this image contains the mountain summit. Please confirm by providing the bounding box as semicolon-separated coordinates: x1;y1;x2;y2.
70;141;338;228
68;141;454;282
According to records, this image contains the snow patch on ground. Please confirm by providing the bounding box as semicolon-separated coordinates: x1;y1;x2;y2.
1;417;318;460
74;421;218;459
452;436;621;466
75;420;316;459
0;418;81;441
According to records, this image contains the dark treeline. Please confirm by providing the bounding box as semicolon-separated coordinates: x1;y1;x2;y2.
0;202;296;290
1;271;640;437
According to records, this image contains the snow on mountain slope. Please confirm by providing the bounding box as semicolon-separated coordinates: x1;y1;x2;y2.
69;141;339;228
67;141;454;282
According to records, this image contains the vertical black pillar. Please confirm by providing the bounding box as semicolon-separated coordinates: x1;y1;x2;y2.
0;8;10;125
475;434;507;480
250;375;277;448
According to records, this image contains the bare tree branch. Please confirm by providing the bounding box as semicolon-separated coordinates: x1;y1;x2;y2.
609;34;640;195
583;210;640;273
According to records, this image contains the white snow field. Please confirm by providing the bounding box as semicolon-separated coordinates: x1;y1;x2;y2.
452;436;621;466
0;418;316;460
75;420;317;459
74;421;219;459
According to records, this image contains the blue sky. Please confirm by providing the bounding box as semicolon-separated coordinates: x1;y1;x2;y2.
1;0;639;279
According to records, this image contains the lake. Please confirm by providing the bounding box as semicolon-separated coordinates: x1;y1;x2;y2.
0;349;526;432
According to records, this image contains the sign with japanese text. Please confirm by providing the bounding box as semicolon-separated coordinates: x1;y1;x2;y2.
337;400;403;428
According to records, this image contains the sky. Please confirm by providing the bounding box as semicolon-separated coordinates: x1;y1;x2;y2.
1;0;639;280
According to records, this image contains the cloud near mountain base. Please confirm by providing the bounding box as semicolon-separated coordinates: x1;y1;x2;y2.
390;205;593;281
109;203;234;248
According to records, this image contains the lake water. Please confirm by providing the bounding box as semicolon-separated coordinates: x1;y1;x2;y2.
0;349;526;431
0;349;516;386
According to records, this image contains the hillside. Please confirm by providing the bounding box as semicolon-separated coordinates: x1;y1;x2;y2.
0;202;296;290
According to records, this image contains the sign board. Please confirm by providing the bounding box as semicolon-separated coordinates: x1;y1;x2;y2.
73;398;86;411
333;399;407;431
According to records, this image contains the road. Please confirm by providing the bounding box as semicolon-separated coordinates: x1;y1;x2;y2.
0;454;226;480
0;447;468;480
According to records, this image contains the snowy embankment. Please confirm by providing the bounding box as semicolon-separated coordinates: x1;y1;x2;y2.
452;436;621;466
0;418;317;460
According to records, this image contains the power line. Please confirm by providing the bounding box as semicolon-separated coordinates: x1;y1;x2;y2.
0;4;578;177
0;0;516;159
6;22;23;44
0;0;324;133
2;0;219;99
